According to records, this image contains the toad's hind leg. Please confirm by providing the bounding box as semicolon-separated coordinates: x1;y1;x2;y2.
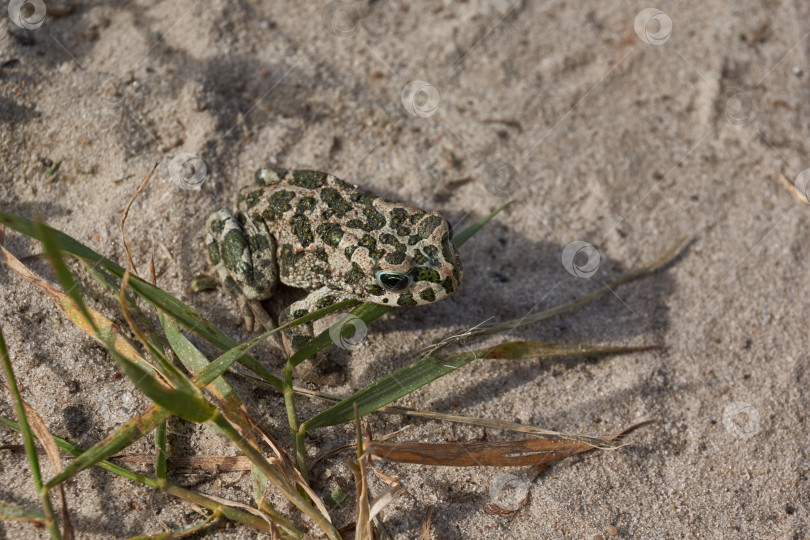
206;209;278;333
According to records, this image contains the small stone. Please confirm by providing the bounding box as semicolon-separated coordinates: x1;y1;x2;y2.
606;525;618;536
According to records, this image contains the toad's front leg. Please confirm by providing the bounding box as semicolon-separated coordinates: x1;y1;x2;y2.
206;209;278;333
279;286;354;384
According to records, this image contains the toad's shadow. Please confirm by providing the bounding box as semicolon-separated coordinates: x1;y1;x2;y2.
330;212;681;401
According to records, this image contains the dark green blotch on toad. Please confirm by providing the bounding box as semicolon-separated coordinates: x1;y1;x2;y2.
385;251;406;265
364;283;384;296
248;231;272;253
346;193;386;231
223;275;238;291
291;214;315;247
262;190;296;221
297;196;317;213
441;276;455;294
421;245;441;268
344;245;358;260
290;170;327;189
419;287;436;302
320;187;353;219
412;267;441;283
208;241;221;265
316;222;344;248
278;244;305;278
209;218;226;234
293;309;309;319
389;207;411;236
380;233;406;264
418;214;443;237
358;234;385;260
380;233;405;250
441;233;454;265
397;293;418;307
241;189;262;209
344;262;366;284
316;295;337;309
221;229;249;275
408;214;444;245
315;248;329;262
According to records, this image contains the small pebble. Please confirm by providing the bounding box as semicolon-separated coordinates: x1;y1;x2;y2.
606;524;618;536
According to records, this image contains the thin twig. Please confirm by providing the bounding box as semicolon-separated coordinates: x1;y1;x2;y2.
120;162;159;277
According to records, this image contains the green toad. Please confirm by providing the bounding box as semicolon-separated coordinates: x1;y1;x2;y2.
206;167;463;355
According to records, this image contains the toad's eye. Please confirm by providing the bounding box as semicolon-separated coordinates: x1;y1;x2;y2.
376;271;413;291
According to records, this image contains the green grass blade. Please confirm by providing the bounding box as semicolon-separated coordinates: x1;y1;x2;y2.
0;211;281;387
0;502;47;522
101;330;217;424
452;202;510;247
303;340;660;431
155;421;167;489
117;276;200;395
0;417;160;489
127;511;221;539
303;350;477;431
46;405;172;488
37;219;98;335
0;327;62;538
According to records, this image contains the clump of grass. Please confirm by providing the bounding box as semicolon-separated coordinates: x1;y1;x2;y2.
0;204;686;538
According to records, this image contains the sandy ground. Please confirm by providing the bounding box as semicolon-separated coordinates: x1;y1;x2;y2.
1;0;809;538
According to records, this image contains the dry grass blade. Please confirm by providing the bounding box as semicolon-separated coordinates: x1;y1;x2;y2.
1;244;160;377
352;404;374;540
365;420;652;469
779;172;809;204
421;506;434;540
109;454;254;472
249;420;333;523
13;394;73;539
364;437;598;467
